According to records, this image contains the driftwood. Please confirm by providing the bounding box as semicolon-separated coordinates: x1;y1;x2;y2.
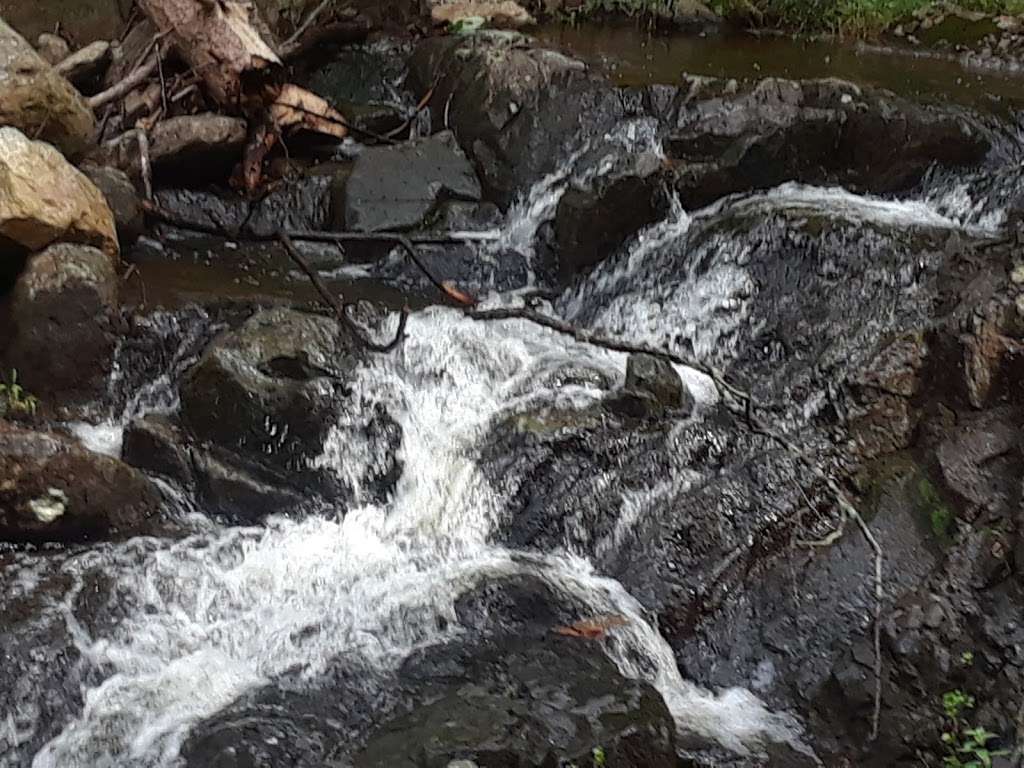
137;0;281;109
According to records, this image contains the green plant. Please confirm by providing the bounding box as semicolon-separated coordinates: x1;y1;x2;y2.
960;651;975;667
940;691;1009;768
592;746;607;768
0;370;39;417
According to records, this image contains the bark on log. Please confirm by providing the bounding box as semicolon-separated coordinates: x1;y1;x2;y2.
137;0;281;109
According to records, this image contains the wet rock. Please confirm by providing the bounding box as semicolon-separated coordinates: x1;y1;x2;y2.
555;151;669;276
148;114;248;181
6;243;119;404
626;352;692;412
0;127;119;260
122;414;195;487
0;19;96;158
408;33;600;206
936;407;1020;512
344;131;482;232
962;316;1016;409
848;333;928;460
154;173;333;237
35;32;70;65
0;420;160;543
179;307;357;473
122;412;317;523
55;41;112;89
429;1;536;29
666;76;990;207
191;448;306;522
183;574;676;768
359;635;676;768
81;164;144;246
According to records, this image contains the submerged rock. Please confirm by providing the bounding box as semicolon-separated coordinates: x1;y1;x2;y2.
0;127;119;260
344;131;482;231
0;19;96;158
182;574;678;768
0;421;160;543
6;243;119;404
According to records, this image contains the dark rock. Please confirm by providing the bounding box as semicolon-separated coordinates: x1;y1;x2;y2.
154;173;333;238
936;407;1020;511
183;575;677;768
667;76;990;207
81;164;144;246
408;33;604;207
191;448;306;523
179;307;357;473
147;114;248;181
0;420;161;543
358;636;676;768
54;41;112;89
344;131;482;232
0;19;96;158
555;150;669;276
122;414;195;487
626;352;691;411
6;243;119;405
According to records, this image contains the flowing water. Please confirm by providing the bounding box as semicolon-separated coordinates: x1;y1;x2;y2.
4;21;1024;768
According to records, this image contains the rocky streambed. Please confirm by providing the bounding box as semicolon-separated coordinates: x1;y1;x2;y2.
2;11;1024;768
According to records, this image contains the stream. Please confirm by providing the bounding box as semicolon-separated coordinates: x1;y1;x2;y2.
3;18;1024;768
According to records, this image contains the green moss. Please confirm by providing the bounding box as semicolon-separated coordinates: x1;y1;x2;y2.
913;474;956;546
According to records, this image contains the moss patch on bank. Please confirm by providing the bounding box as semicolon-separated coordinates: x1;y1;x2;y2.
712;0;1024;34
558;0;1024;34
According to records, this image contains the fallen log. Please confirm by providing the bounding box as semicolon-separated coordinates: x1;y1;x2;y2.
137;0;281;109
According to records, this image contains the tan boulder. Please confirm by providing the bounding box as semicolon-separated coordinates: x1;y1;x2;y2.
430;1;535;27
0;19;96;158
0;127;119;261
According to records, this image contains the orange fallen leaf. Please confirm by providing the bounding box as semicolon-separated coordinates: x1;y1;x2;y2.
553;614;629;640
441;280;478;307
270;83;348;140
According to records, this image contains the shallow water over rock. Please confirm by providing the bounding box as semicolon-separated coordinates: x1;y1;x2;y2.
4;21;1024;768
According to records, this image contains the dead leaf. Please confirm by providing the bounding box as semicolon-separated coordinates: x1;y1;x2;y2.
553;614;629;640
270;83;348;140
440;280;478;307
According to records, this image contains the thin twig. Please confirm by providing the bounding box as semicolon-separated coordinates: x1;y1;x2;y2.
277;233;408;353
89;55;158;109
283;0;332;49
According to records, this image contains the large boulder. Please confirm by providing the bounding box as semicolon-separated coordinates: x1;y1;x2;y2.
358;636;677;768
6;243;119;404
666;76;991;208
0;127;119;263
0;19;96;158
0;420;160;543
179;307;358;474
344;131;482;232
554;150;669;276
408;33;605;206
